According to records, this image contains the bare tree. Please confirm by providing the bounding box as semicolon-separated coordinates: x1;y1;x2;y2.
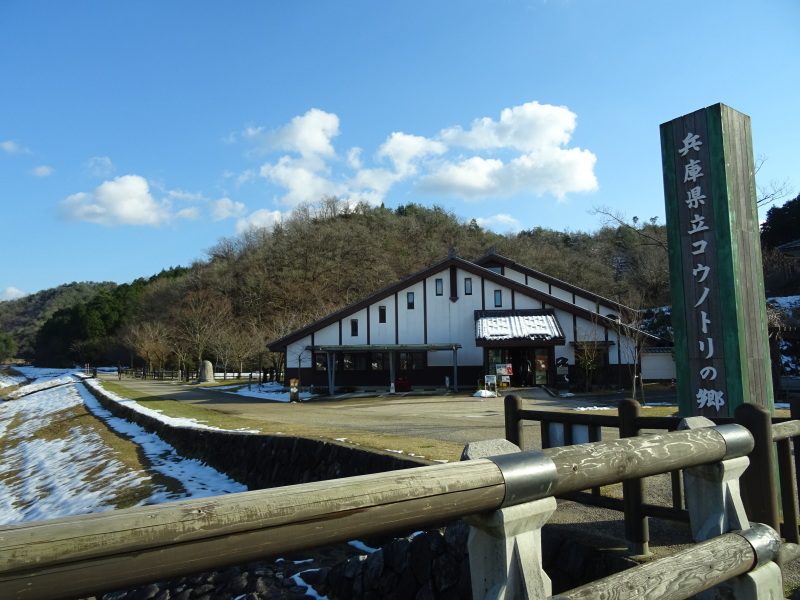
755;155;793;207
175;289;233;368
575;314;607;393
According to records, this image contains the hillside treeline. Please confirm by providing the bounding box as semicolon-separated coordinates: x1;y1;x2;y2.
2;195;798;371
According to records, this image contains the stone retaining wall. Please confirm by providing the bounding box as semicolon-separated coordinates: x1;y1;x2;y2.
82;380;428;489
323;520;637;599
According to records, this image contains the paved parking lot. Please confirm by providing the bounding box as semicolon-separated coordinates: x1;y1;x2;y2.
101;374;675;448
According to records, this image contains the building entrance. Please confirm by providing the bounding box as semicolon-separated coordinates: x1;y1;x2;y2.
487;347;552;387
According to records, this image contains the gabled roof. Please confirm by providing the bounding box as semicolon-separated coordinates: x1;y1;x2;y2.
267;252;660;351
474;248;623;311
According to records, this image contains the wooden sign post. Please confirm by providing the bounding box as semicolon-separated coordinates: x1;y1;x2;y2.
660;103;774;418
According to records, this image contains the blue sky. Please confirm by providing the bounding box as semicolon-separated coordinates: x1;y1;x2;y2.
2;1;798;299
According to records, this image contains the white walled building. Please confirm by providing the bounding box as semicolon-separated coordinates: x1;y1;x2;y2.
268;249;674;393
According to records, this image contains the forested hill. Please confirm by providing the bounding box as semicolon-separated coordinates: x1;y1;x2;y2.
2;198;797;368
0;282;116;359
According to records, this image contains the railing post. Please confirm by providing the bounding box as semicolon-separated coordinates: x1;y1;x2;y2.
734;403;780;533
461;439;557;600
678;418;784;599
504;394;524;450
619;398;650;556
679;417;750;542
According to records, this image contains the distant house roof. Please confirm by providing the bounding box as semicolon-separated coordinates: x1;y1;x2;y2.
777;239;800;258
475;310;566;347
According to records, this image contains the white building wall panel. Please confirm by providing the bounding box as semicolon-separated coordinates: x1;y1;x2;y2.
550;285;574;304
484;282;513;310
397;281;426;344
313;322;340;346
574;295;597;312
513;295;541;310
368;296;397;345
527;277;550;294
426;271;453;343
345;308;368;345
501;267;526;285
287;336;313;369
642;353;676;380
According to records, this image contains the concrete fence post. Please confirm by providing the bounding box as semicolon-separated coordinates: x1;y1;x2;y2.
465;497;556;600
679;417;783;599
461;438;557;600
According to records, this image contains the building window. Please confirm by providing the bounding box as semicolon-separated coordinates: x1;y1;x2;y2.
407;292;415;309
399;351;425;371
350;319;358;336
464;277;472;295
371;352;386;371
314;353;327;371
435;278;443;296
488;266;504;275
494;290;503;307
379;305;387;323
342;353;354;371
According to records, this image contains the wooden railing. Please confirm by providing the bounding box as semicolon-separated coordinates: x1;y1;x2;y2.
505;394;800;553
0;421;792;600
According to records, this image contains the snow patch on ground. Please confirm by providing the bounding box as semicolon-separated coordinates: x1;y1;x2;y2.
0;367;246;525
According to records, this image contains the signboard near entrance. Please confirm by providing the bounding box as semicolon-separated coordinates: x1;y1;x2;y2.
660;103;773;417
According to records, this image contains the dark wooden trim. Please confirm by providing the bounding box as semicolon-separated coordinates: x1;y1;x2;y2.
449;265;458;302
394;293;399;344
268;255;648;351
474;252;623;312
423;278;428;344
366;305;371;345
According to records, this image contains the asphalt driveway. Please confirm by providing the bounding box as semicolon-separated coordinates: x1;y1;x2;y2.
99;374;673;448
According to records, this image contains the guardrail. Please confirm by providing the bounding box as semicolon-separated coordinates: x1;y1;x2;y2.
505;394;800;554
0;420;792;599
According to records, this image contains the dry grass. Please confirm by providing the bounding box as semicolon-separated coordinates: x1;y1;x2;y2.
99;381;465;462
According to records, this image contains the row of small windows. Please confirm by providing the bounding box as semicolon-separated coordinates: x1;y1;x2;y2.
348;280;496;327
315;352;426;371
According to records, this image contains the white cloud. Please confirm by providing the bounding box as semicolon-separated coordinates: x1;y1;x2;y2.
59;175;178;226
475;213;523;233
30;165;53;177
347;147;362;169
235;209;286;234
260;156;345;208
242;100;597;211
212;197;247;221
439;101;576;153
377;132;446;177
1;140;31;154
84;156;115;178
419;101;598;201
1;287;27;301
418;157;505;198
420;147;597;201
175;207;200;220
248;108;340;162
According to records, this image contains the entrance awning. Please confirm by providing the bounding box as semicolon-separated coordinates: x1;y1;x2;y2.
475;310;566;347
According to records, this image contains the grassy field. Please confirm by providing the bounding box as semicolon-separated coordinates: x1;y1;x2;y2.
99;380;468;463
